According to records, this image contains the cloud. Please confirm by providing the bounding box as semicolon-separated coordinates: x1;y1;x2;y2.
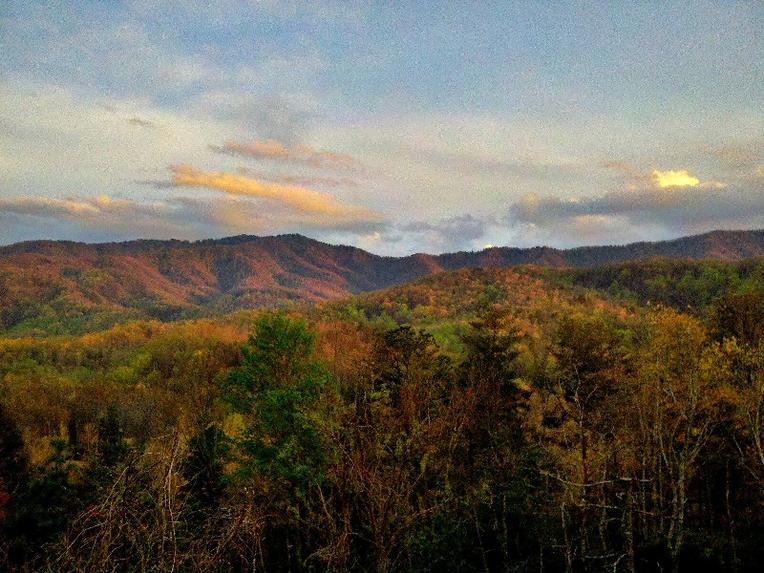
0;194;195;242
270;174;358;189
127;116;156;128
500;161;764;247
0;191;386;245
651;169;700;188
605;161;726;190
167;165;381;222
216;140;291;159
211;140;362;171
398;214;494;252
239;170;359;189
403;214;489;242
0;195;164;219
0;196;101;217
421;148;581;179
506;174;764;247
602;160;641;178
305;213;496;256
605;163;707;189
189;92;317;144
706;142;764;170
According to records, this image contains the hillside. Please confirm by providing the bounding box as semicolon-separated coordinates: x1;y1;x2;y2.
3;261;763;572
315;266;631;354
3;229;764;335
552;256;764;312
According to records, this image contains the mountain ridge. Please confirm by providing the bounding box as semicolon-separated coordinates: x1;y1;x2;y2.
3;229;764;335
5;228;764;261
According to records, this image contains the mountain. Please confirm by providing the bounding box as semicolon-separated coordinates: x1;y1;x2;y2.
2;229;764;335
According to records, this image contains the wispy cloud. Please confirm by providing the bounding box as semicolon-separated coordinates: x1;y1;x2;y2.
270;174;359;189
0;195;161;219
127;116;156;128
705;142;764;170
239;170;360;189
0;191;386;243
210;140;362;171
167;165;380;221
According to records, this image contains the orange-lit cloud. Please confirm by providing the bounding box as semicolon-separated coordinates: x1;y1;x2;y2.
236;168;359;189
0;191;387;239
169;164;380;220
651;169;700;188
269;174;359;189
0;196;106;217
0;194;175;229
211;140;361;171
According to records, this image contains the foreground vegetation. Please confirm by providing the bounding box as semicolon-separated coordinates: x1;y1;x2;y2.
1;267;764;571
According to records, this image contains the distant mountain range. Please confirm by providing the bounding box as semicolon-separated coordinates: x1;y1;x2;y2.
2;229;764;335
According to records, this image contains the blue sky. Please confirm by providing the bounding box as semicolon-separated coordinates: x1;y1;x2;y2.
1;1;762;254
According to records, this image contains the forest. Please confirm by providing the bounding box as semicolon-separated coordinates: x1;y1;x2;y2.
4;0;762;569
1;263;764;572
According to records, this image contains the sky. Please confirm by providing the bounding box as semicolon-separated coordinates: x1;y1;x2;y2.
1;1;762;255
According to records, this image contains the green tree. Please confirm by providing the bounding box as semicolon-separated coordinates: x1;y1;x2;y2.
182;424;228;512
5;439;81;564
0;402;27;498
96;404;129;469
223;311;336;488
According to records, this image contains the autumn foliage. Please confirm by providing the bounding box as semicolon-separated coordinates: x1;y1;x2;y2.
1;266;763;571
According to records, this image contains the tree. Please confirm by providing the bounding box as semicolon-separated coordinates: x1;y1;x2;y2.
4;439;81;565
0;402;27;498
182;424;228;513
458;308;541;571
223;311;335;487
630;309;736;571
0;402;27;527
221;312;338;569
337;326;467;572
96;404;129;469
710;290;764;347
531;312;628;571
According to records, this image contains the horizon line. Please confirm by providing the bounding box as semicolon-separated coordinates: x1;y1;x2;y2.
2;227;763;259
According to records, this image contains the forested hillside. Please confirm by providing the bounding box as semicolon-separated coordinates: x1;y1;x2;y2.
3;230;764;336
555;257;764;313
1;265;763;571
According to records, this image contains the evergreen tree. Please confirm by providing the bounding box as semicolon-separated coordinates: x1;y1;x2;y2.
0;402;27;497
182;424;228;512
